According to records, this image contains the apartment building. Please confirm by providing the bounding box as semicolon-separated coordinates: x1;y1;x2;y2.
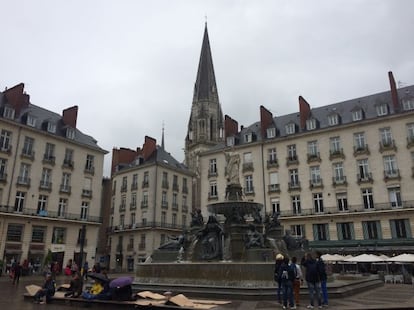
198;72;414;254
0;83;107;271
108;136;193;271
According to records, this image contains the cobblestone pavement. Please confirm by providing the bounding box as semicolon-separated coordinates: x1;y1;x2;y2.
1;274;413;310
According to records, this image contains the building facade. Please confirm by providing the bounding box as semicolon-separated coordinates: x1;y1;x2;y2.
108;136;193;271
0;83;107;272
197;72;414;254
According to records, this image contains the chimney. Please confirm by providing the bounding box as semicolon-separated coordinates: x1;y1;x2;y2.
111;147;137;175
224;115;238;139
388;71;400;112
142;136;157;160
62;106;78;128
4;83;30;116
299;96;311;130
260;105;273;138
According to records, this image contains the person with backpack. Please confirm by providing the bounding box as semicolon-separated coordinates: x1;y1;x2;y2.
279;257;296;309
302;252;322;309
291;256;303;306
34;273;56;304
274;253;284;304
316;251;328;306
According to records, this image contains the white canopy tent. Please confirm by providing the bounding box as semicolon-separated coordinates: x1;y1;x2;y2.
345;254;385;263
387;253;414;263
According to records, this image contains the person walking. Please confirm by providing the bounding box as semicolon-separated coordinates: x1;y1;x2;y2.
316;251;328;306
292;256;303;306
302;253;322;309
274;253;284;304
12;261;22;285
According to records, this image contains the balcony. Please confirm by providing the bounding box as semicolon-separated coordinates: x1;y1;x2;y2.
208;170;218;178
21;150;35;161
242;162;254;173
84;166;95;175
59;184;71;194
130;203;137;210
384;169;401;181
0;145;12;155
0;172;7;183
172;183;179;192
161;201;168;209
120;184;127;192
266;159;279;169
268;184;280;194
288;181;301;192
141;201;148;209
39;181;52;192
307;152;321;164
309;179;324;189
172;202;179;211
353;144;370;157
62;159;74;170
332;176;348;187
357;173;373;184
119;204;126;212
379;140;397;153
82;189;92;198
407;136;414;149
208;193;218;201
42;155;55;166
162;181;169;189
142;181;149;188
286;155;299;166
131;182;138;191
182;186;189;194
329;148;345;160
243;187;255;196
17;176;31;187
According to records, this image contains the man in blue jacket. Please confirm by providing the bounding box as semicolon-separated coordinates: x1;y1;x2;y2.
302;253;322;309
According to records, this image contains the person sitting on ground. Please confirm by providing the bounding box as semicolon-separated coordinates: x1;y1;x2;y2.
64;272;83;298
34;273;56;304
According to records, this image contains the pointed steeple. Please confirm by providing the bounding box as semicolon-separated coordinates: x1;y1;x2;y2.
161;121;165;150
193;23;219;102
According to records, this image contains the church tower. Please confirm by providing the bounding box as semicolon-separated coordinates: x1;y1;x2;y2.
185;23;224;209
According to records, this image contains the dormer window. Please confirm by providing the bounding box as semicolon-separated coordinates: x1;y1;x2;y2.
244;132;252;143
352;109;363;121
47;122;56;133
376;103;388;116
226;136;235;147
267;127;276;138
285;123;295;135
328;114;339;126
66;128;75;140
188;130;193;140
27;115;37;127
3;106;15;120
402;98;414;111
306;118;316;130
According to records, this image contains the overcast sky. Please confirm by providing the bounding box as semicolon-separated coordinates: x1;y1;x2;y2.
1;1;414;176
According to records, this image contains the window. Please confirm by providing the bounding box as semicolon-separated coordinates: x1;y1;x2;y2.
362;188;374;209
47;122;56;133
289;169;299;186
183;177;188;193
58;198;67;217
354;132;366;150
333;162;345;183
132;174;138;189
3;106;15;119
143;171;149;187
32;226;46;243
66;128;75;139
85;154;94;172
226;136;235;146
362;221;381;239
330;136;341;154
313;223;329;241
269;172;279;191
290;224;305;237
307;140;319;157
244;175;254;193
131;192;137;207
131;213;136;226
119;214;125;227
244;132;252;143
61;173;71;192
357;159;370;180
285;123;296;135
270;198;280;214
328;114;339;126
268;148;277;163
22;136;34;156
267;127;276;138
352;109;363;121
27;115;37;127
313;193;324;213
390;219;412;239
120;194;126;210
140;234;146;249
336;193;348;211
209;158;217;174
44;143;55;161
243;152;252;163
161;211;166;226
306;118;316;130
18;163;30;184
337;222;354;240
376;103;388;116
172;193;178;208
408;123;414;143
388;187;402;208
7;224;23;242
0;130;12;151
40;168;52;188
379;127;393;146
83;177;92;196
161;191;168;207
173;175;178;190
209;181;218;198
310;166;321;184
121;176;127;191
162;172;168;188
64;148;74;167
287;144;297;161
383;155;398;176
172;213;177;227
291;195;301;215
142;191;148;207
14;191;25;212
80;201;89;220
0;158;7;179
37;195;48;214
402;98;414;111
52;227;66;244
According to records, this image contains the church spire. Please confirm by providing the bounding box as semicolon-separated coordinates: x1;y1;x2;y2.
161;121;165;150
193;23;219;102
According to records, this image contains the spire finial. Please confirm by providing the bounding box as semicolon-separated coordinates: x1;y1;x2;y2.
161;121;165;150
205;15;207;26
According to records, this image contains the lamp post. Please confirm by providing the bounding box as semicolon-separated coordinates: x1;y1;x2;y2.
79;224;86;273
